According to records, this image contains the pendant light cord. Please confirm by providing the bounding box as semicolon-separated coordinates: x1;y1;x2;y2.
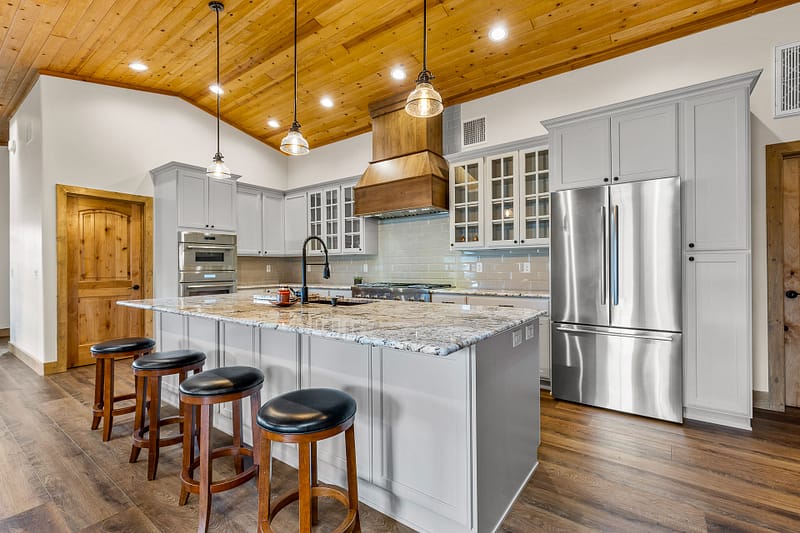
422;0;427;73
293;0;299;127
215;4;221;154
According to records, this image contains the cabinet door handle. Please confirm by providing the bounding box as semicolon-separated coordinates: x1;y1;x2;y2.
131;284;140;290
613;176;619;181
689;256;695;262
603;178;609;183
688;242;695;248
787;290;799;299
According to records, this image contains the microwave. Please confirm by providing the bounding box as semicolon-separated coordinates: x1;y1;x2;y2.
178;231;236;272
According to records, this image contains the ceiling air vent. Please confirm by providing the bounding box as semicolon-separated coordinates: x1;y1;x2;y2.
776;42;800;118
462;117;486;147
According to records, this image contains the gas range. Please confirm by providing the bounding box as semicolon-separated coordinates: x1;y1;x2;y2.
351;282;452;302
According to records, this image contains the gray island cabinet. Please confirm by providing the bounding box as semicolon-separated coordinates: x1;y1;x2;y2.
119;293;542;533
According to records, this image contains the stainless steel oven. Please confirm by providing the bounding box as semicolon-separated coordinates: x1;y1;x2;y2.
178;231;236;272
178;232;237;296
179;271;237;297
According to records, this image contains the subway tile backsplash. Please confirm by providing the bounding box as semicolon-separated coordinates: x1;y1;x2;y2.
238;214;549;291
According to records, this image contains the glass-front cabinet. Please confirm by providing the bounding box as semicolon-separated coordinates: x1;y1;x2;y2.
306;181;377;256
450;145;549;249
450;159;484;248
520;147;550;244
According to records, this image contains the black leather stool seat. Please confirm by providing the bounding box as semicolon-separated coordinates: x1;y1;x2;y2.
257;388;356;435
180;366;264;397
132;349;206;371
91;337;156;355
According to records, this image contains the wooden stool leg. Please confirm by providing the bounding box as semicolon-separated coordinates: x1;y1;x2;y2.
345;425;361;532
250;390;261;469
178;370;188;436
129;374;147;463
91;358;104;430
102;357;115;442
179;401;194;506
198;404;213;533
257;437;272;531
232;398;244;474
310;441;318;525
298;442;312;533
146;375;162;480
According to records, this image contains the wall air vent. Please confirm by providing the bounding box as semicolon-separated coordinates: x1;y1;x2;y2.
776;42;800;117
462;117;486;148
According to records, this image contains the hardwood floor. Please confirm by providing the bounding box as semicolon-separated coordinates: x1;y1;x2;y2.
1;341;800;532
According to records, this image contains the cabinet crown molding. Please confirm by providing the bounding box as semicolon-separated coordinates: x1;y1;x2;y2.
541;70;762;130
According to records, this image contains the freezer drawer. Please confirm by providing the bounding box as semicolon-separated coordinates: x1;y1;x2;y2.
551;323;682;423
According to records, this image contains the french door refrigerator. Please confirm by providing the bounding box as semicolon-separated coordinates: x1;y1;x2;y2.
550;176;683;423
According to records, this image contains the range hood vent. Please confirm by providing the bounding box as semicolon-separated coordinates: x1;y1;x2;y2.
355;96;448;218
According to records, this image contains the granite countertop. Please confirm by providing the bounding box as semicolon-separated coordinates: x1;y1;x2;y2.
119;292;543;356
238;284;549;299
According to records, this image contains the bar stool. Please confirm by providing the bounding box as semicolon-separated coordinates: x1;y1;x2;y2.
90;337;156;442
256;388;361;533
178;366;264;533
129;349;207;480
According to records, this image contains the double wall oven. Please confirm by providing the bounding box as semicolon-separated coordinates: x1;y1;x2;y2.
178;231;237;296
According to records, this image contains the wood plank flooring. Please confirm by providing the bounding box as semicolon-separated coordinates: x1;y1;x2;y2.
1;340;800;532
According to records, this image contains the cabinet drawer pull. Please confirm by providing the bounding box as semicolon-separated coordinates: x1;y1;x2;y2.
498;304;515;308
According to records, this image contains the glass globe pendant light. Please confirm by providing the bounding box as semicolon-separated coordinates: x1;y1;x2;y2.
280;0;310;155
405;0;443;118
206;1;233;179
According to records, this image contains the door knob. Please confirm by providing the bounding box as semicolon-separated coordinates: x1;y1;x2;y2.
787;290;798;299
132;284;140;290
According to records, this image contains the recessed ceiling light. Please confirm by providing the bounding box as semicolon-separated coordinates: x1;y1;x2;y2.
267;119;280;128
129;62;148;72
209;84;224;95
391;67;406;80
320;97;334;108
488;26;508;42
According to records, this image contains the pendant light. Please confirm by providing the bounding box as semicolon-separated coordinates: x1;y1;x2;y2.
405;0;443;118
280;0;310;155
206;1;233;179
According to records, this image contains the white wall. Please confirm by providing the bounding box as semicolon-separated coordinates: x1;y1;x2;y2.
8;82;45;359
287;4;800;392
0;147;9;330
9;75;288;364
287;132;371;188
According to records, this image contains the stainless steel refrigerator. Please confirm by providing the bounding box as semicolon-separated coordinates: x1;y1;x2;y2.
550;176;683;423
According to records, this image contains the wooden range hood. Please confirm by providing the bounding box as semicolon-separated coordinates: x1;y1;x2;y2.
354;96;449;218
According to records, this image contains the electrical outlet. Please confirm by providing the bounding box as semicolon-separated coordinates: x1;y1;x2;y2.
512;329;522;348
475;262;483;273
265;264;271;273
525;324;536;340
520;262;531;273
363;263;369;273
307;265;311;272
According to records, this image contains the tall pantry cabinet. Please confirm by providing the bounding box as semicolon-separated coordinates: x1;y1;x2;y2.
544;70;760;429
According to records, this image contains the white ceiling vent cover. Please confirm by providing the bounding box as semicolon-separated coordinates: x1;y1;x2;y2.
776;42;800;117
462;117;486;147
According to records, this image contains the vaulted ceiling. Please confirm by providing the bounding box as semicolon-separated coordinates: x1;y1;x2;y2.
0;0;796;150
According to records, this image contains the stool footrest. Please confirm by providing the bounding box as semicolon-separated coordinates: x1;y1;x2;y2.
181;464;258;495
266;486;356;533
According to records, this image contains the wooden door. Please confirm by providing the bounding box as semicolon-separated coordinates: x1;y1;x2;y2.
783;156;800;406
66;195;146;367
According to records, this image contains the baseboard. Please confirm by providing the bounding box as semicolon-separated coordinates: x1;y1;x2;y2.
8;343;45;376
0;328;9;337
684;406;752;431
753;390;772;411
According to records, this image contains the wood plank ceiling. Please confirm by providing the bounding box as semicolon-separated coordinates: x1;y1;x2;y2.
0;0;796;151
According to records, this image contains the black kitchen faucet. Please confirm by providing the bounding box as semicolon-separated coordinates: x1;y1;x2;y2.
300;236;331;303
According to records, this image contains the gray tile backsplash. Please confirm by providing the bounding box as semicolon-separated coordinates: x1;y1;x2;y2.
238;214;549;291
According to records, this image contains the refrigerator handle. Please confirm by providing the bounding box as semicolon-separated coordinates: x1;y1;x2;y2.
612;204;619;306
601;206;607;305
555;325;675;342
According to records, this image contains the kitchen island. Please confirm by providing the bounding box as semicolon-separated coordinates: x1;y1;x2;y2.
119;292;542;533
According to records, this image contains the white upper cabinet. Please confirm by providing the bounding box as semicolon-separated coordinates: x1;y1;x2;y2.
176;169;236;231
548;103;678;191
450;159;484;249
284;192;308;256
451;146;549;250
236;185;284;256
306;181;377;256
683;88;749;251
612;103;678;183
550;116;611;190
